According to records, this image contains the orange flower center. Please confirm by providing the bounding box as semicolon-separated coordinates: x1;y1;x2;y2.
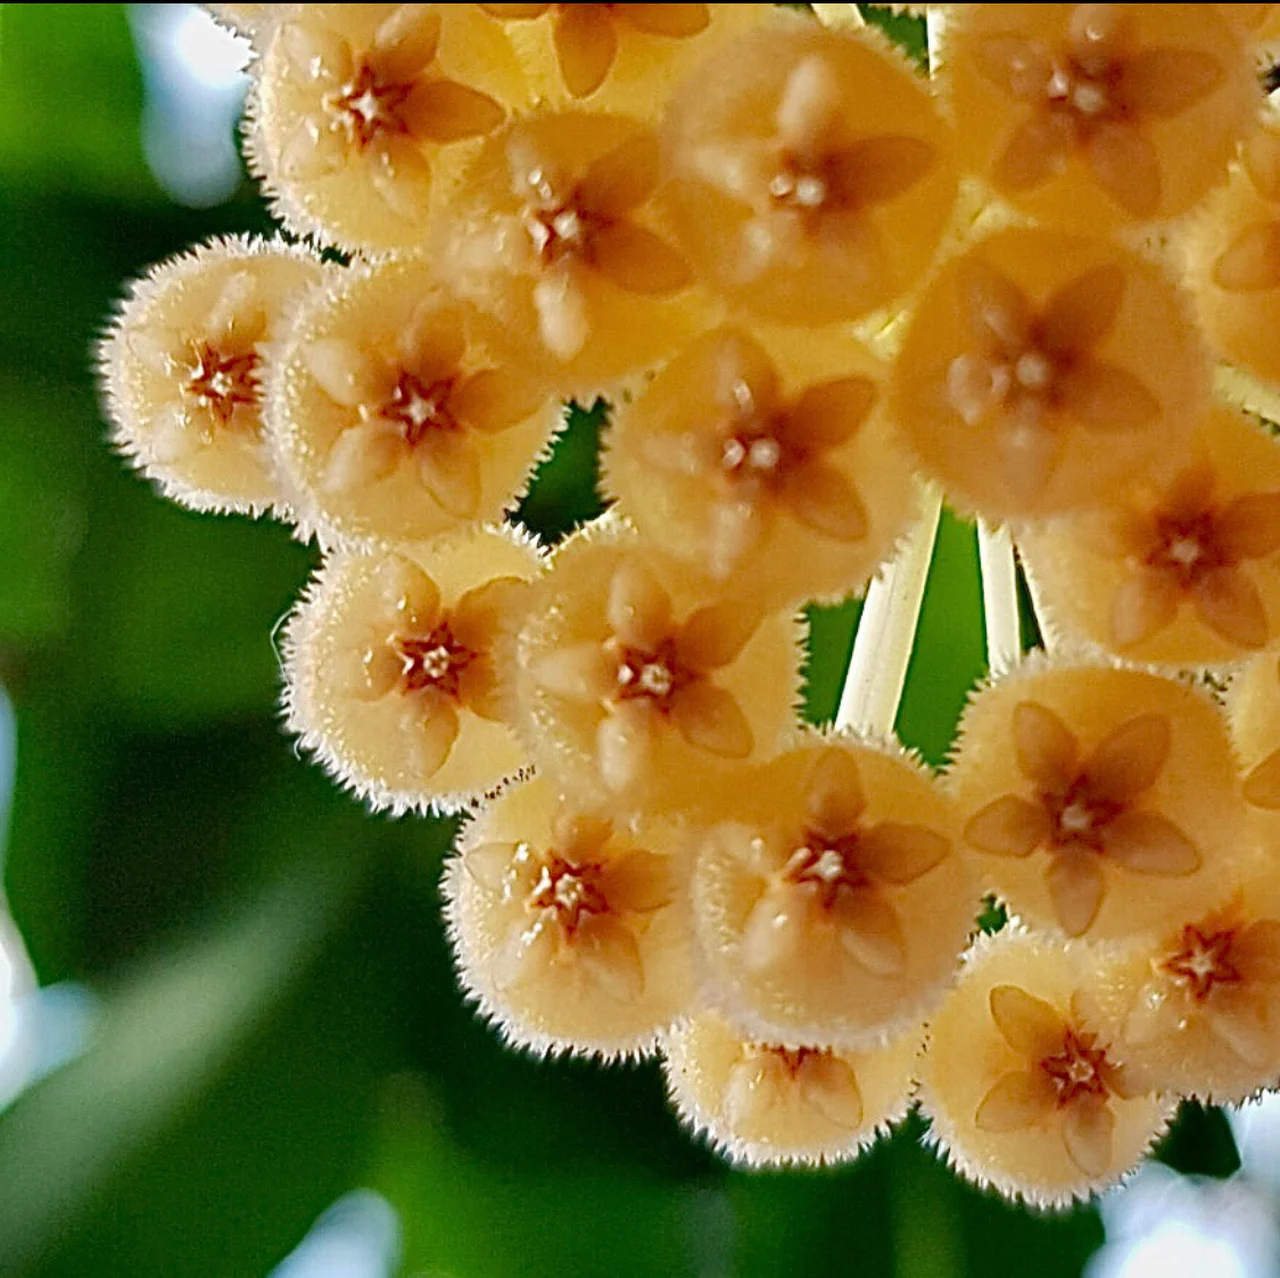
524;197;603;268
765;1045;822;1076
1161;925;1243;1002
769;154;835;214
720;426;786;481
526;854;608;934
1042;778;1121;852
1146;510;1229;586
607;637;693;708
1040;1028;1111;1106
185;343;259;425
783;834;870;909
323;60;412;149
380;371;459;446
393;622;474;698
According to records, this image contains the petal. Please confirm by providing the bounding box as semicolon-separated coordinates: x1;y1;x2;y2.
778;463;868;543
974;1070;1056;1132
206;270;260;343
574;915;645;1002
1117;48;1224;118
403;79;505;142
492;917;556;992
1063;1100;1115;1178
1014;700;1080;791
552;2;618;97
804;749;866;840
597;850;673;914
578;131;660;217
1067;3;1128;70
529;642;614;702
1101;812;1200;876
674;602;760;671
857;823;950;885
957;258;1032;355
1192;567;1270;649
706;496;767;580
1243;748;1280;810
451;576;525;650
989;984;1066;1056
149;405;194;463
533;263;591;361
1215;493;1280;560
724;1056;784;1128
1123;980;1176;1048
1162;461;1219;522
1058;360;1160;431
597;699;657;793
618;4;709;37
607;558;671;651
279;18;351;82
418;432;481;518
589;222;693;296
478;4;551;17
1211;223;1280;293
741;888;807;973
827;136;936;207
1236;919;1280;982
970;36;1053;100
378;555;442;630
1110;571;1181;649
992;114;1072;195
1244;131;1280;203
450;368;547;433
302;338;379;408
464;841;521;894
1085;713;1171;803
372;5;441;79
279;122;345;182
709;327;780;417
1039;265;1125;357
400;297;467;372
996;417;1061;499
775;54;843;155
323;425;404;493
798;1054;865;1130
368;138;433;222
1086;124;1161;218
351;639;401;701
1046;848;1105;937
403;690;459;780
964;795;1051;858
1209;990;1273;1065
833;887;906;976
550;810;614;858
782;377;878;452
671;682;754;758
456;655;506;722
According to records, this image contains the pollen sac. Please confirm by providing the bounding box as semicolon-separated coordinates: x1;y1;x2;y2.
443;775;694;1058
945;4;1256;229
267;258;556;547
437;110;706;396
949;661;1250;943
1020;406;1280;667
1186;118;1280;414
250;4;524;254
889;226;1206;523
1092;869;1280;1104
512;521;803;819
100;237;325;516
476;4;769;115
659;21;959;325
917;929;1173;1209
282;524;541;814
602;324;920;608
661;1010;921;1169
690;737;975;1050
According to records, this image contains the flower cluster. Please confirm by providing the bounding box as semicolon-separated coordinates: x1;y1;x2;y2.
100;2;1280;1205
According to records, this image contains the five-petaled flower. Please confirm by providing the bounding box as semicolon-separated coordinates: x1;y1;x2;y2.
964;701;1199;937
974;984;1146;1178
973;2;1223;217
945;257;1158;497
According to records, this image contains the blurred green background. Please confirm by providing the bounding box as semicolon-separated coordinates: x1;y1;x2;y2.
0;5;1262;1276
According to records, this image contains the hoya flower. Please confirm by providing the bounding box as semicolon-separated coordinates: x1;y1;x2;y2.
1020;406;1280;665
283;525;541;813
661;22;958;325
602;324;919;607
891;227;1206;521
947;3;1253;226
690;738;973;1049
1093;875;1280;1103
100;237;324;516
951;661;1247;941
266;259;555;547
514;524;802;818
444;776;694;1058
250;4;523;253
918;930;1172;1208
1227;652;1280;810
440;111;703;393
662;1011;920;1168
